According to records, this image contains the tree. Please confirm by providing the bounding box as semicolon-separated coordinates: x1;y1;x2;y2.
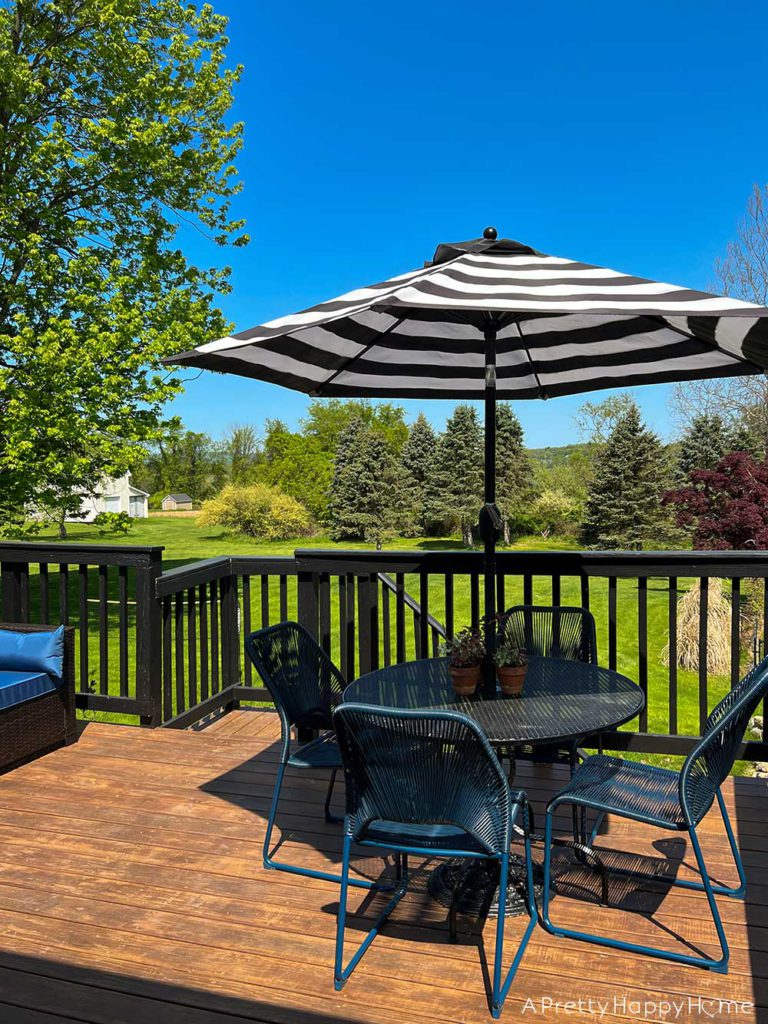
495;403;533;543
399;413;440;535
531;489;580;538
198;484;311;541
432;405;483;547
257;419;332;522
327;418;404;546
575;393;638;446
302;399;408;454
581;403;671;549
663;452;768;550
671;184;768;456
224;424;260;484
676;413;734;483
131;419;226;503
0;1;246;532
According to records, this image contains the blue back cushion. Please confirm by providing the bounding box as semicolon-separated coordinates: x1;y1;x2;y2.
0;626;64;680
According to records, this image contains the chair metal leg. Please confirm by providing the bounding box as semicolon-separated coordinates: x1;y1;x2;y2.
492;810;537;1018
264;761;377;889
335;834;409;990
324;767;343;824
540;807;730;973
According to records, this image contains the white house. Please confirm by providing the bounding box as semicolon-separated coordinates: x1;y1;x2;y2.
66;473;149;522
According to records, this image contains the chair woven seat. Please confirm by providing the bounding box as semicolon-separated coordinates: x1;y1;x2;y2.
288;731;342;770
556;753;716;829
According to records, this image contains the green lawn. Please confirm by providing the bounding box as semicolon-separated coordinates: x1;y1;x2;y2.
26;515;752;773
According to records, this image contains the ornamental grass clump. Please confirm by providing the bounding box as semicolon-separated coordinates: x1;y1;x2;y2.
661;579;731;676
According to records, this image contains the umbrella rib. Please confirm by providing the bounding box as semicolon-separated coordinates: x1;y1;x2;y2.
311;314;407;396
514;320;546;398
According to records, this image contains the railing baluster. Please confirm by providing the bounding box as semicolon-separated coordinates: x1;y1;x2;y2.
199;582;209;701
99;565;109;695
162;596;172;721
496;571;505;616
210;579;219;694
175;592;185;714
523;573;533;606
346;574;356;677
118;565;129;697
59;564;69;624
445;574;454;639
242;576;252;685
668;576;678;735
187;586;197;707
419;573;429;657
339;574;349;678
261;575;270;628
580;574;590;612
279;575;288;620
382;583;391;666
608;577;617;672
551;574;561;607
699;577;709;732
470;573;480;626
319;572;331;654
395;573;405;663
730;577;741;689
19;564;29;622
39;563;49;623
638;576;648;732
78;564;89;691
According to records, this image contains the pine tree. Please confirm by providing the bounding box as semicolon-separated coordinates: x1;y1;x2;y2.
400;413;439;535
495;404;534;543
581;403;670;550
432;405;483;547
676;413;732;482
327;418;403;545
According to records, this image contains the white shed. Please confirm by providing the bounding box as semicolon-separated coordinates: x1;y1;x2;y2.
67;473;149;522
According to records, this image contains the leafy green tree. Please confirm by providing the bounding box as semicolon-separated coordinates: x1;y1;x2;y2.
581;403;672;550
0;0;246;533
131;419;226;502
400;413;440;535
432;405;483;547
302;399;408;454
531;489;580;538
327;417;404;545
224;424;260;484
495;403;533;543
257;419;332;522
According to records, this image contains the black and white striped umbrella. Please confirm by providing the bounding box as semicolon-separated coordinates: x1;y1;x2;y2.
168;230;768;399
166;229;768;692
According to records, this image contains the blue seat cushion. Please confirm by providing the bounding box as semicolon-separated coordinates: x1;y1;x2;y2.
0;669;60;711
0;626;64;680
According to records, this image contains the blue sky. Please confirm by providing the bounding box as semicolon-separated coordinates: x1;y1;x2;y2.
171;0;768;447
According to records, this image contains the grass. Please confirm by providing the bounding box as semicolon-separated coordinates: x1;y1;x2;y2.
24;515;756;774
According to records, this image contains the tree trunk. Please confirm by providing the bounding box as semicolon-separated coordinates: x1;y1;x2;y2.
503;519;511;545
57;512;67;540
462;522;473;548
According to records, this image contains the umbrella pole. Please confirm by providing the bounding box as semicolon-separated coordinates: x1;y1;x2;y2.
482;323;498;697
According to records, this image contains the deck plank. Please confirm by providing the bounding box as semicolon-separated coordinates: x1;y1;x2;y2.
0;715;763;1023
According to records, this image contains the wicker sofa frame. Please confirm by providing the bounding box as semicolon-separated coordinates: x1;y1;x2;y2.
0;622;77;773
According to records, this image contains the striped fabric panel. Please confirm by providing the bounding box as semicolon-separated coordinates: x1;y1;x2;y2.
167;238;768;398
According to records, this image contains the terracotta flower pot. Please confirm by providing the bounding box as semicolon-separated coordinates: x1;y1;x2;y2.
497;664;527;697
449;664;481;698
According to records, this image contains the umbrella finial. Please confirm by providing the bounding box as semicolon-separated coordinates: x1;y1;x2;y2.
483;226;498;240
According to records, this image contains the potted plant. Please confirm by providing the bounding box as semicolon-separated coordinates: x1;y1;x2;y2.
495;640;528;697
441;627;485;697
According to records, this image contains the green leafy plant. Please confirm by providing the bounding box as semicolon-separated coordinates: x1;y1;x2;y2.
93;511;132;536
198;484;311;541
440;627;485;668
494;639;528;669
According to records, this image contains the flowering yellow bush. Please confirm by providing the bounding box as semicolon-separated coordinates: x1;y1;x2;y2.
198;484;311;540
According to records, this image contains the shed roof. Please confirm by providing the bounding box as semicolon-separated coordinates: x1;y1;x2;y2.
164;493;193;502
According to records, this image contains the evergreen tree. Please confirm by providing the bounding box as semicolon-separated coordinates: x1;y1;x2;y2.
400;413;440;535
495;404;534;543
581;403;670;550
432;405;483;547
676;413;732;482
327;418;403;545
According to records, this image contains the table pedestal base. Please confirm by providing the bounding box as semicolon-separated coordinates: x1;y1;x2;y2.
426;854;546;919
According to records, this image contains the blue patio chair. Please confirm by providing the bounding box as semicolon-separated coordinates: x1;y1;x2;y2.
540;655;768;973
333;703;536;1018
245;621;375;890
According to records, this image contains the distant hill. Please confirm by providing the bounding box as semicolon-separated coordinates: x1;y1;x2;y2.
526;443;589;468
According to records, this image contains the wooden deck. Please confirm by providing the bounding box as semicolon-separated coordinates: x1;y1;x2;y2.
0;711;764;1023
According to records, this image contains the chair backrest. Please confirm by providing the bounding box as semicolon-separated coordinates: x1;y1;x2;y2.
333;703;511;856
245;621;345;734
680;655;768;825
498;605;598;664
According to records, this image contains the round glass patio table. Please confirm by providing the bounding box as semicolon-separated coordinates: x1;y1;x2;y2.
343;655;644;918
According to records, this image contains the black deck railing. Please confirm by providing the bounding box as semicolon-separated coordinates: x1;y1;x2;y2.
1;541;767;759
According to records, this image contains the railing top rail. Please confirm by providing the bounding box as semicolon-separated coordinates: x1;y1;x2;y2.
0;541;164;567
155;556;233;597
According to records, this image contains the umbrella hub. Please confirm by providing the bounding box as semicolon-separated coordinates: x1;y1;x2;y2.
427;231;540;267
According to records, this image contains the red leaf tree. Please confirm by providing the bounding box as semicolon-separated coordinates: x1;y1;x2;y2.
663;452;768;550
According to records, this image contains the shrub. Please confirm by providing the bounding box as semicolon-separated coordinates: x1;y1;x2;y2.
198;484;311;540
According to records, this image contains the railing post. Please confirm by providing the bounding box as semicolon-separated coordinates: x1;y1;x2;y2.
0;562;23;622
136;549;164;727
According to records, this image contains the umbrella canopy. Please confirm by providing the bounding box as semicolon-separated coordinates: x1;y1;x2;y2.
166;229;768;694
169;230;768;398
